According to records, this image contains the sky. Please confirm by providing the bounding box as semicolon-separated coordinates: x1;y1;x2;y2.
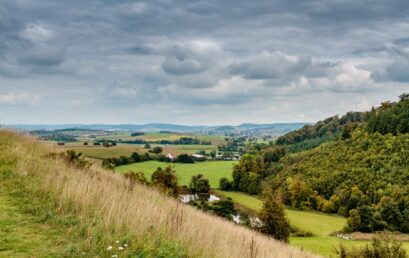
1;0;409;125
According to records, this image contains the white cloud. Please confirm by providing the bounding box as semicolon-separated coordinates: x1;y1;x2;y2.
0;92;40;105
20;23;53;44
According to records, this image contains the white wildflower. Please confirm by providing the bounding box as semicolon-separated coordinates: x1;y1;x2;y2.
111;255;118;258
123;244;128;247
115;240;120;244
107;246;113;251
118;246;124;251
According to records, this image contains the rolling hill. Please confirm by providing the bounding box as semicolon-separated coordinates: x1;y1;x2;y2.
0;130;317;258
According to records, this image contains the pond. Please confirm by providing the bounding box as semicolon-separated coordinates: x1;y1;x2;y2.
179;194;220;203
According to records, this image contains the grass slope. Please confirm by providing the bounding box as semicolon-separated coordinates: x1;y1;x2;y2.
215;191;409;257
0;190;70;257
215;191;346;235
116;161;237;188
0;131;316;258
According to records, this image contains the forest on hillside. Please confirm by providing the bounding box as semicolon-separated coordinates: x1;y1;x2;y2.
221;94;409;234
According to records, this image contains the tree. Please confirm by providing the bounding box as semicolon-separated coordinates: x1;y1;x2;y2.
219;177;232;191
144;143;151;149
260;190;290;242
247;174;261;195
263;146;286;163
210;198;236;218
345;209;361;232
210;150;217;159
232;154;260;192
83;142;88;145
151;166;178;196
189;174;210;194
151;146;163;154
175;154;194;163
124;171;148;190
131;152;141;163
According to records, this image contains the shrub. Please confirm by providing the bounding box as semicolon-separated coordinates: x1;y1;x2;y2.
151;166;178;196
336;234;407;258
175;154;194;163
189;174;210;194
219;177;232;191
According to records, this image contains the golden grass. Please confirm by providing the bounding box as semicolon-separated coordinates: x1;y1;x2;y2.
0;130;319;258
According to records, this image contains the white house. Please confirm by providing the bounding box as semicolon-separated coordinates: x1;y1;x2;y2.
166;153;175;161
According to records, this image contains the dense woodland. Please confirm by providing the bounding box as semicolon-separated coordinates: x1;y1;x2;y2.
222;94;409;234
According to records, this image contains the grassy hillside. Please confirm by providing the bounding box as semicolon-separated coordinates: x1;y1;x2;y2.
215;191;346;236
116;160;237;188
215;191;409;257
0;131;316;258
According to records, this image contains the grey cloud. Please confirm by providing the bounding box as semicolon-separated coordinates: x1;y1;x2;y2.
17;46;65;67
162;57;207;75
0;0;408;124
228;51;311;80
371;45;409;82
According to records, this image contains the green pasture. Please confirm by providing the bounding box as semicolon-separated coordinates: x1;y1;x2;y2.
116;160;237;187
57;142;218;159
214;190;346;236
212;191;409;257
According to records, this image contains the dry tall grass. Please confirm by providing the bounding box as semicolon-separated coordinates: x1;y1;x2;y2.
1;131;319;258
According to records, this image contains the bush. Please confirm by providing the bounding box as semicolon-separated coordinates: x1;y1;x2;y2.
151;166;178;196
175;154;194;163
219;177;232;191
151;146;163;154
189;174;210;194
124;171;148;189
209;198;236;218
336;234;407;258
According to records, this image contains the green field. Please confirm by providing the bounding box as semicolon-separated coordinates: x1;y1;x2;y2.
77;132;225;145
116;160;237;187
214;191;409;257
214;191;346;236
58;143;218;159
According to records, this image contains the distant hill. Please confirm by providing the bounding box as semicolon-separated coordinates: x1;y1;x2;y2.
8;122;307;134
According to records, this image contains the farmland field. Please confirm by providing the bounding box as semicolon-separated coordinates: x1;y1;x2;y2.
57;143;218;159
214;190;409;257
116;160;237;187
77;131;225;145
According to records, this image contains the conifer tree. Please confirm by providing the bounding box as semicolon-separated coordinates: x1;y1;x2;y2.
260;189;290;242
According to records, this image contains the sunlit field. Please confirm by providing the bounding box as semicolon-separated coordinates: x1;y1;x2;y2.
116;160;237;187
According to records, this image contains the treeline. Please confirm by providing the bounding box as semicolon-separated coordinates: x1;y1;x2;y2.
102;152;198;169
219;146;286;194
121;137;211;145
275;111;366;150
218;137;246;152
367;93;409;135
37;132;77;142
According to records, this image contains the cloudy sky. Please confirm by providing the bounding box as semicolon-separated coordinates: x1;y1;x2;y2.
1;0;409;125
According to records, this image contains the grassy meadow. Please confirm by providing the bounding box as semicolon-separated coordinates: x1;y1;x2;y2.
77;131;225;145
0;131;317;258
116;160;237;188
58;142;218;159
215;190;409;257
